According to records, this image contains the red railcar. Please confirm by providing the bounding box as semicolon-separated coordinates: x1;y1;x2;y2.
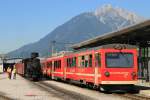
47;56;64;80
15;62;24;75
42;44;138;92
41;60;47;77
15;44;138;92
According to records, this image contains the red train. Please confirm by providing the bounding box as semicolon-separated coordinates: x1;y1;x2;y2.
16;44;138;92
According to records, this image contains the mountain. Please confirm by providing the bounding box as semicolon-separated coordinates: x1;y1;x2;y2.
7;4;144;58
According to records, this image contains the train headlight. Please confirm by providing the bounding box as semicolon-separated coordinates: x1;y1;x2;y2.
104;71;110;77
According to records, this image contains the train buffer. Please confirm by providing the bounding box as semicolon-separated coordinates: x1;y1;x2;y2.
0;73;59;100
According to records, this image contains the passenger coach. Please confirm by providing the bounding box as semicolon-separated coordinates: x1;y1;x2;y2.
42;44;138;92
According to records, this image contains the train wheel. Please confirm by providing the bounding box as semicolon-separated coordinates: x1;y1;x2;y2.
128;86;139;93
86;83;94;89
99;85;110;93
99;86;105;92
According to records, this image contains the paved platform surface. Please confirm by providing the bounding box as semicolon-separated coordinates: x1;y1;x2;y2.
0;73;60;100
136;80;150;97
42;81;127;100
0;73;150;100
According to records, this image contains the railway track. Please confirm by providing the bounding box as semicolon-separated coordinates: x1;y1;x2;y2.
24;77;150;100
0;93;13;100
33;81;95;100
35;80;150;100
115;93;150;100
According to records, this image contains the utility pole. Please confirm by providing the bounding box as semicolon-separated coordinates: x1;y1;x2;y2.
51;40;56;56
50;40;75;56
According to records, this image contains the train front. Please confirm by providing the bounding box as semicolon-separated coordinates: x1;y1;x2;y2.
100;44;138;92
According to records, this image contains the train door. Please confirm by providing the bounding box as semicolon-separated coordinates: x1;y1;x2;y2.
66;56;76;80
76;52;94;83
51;60;54;79
94;51;101;85
47;61;52;77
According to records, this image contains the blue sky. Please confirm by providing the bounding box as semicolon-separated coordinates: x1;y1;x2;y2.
0;0;149;54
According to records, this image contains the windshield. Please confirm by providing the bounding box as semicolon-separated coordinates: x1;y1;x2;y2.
106;53;133;68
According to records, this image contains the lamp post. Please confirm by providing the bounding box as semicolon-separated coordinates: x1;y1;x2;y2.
51;40;56;56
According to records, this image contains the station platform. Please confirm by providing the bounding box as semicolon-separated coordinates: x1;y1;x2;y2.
136;80;150;97
0;73;59;100
0;73;150;100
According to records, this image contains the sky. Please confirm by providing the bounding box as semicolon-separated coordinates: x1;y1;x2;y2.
0;0;149;54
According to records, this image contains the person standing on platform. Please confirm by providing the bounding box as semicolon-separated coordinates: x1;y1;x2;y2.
7;67;11;79
12;65;16;79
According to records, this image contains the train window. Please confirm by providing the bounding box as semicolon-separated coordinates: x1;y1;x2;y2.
81;56;85;67
72;57;76;67
67;58;70;67
85;55;89;67
78;55;93;68
84;54;92;67
67;58;76;68
54;61;56;70
56;60;61;69
47;61;52;68
69;58;71;67
54;61;57;69
78;56;82;67
70;58;73;67
41;63;45;67
57;61;59;68
59;60;61;68
89;54;92;67
95;53;101;67
67;58;69;67
56;61;58;68
106;53;133;68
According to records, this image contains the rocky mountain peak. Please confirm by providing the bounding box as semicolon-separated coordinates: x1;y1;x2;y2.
94;4;144;23
7;5;145;57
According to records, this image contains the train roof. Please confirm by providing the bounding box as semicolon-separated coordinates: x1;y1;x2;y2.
45;44;137;59
74;43;137;53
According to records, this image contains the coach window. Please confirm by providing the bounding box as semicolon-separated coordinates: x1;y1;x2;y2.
89;54;92;67
41;63;44;67
57;61;59;68
95;53;101;67
67;58;71;68
59;60;61;68
54;61;56;70
55;61;57;69
50;62;52;68
70;58;73;67
56;61;57;68
57;60;60;69
69;58;71;67
56;61;58;68
78;56;81;67
72;57;76;67
81;56;85;67
68;59;69;67
47;61;52;68
67;59;69;67
85;55;89;67
67;58;69;67
68;58;71;67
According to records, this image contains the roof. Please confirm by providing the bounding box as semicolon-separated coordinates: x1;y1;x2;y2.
72;19;150;50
